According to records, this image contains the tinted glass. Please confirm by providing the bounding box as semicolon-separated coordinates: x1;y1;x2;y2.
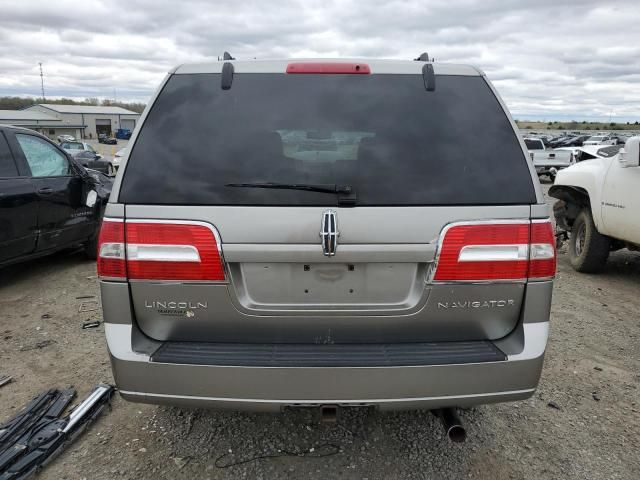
16;134;70;177
597;145;622;158
579;152;596;160
121;73;535;206
0;132;19;177
524;139;544;150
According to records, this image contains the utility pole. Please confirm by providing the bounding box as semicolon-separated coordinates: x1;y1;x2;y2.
39;62;45;100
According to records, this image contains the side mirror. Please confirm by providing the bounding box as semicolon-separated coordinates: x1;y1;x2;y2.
619;137;640;168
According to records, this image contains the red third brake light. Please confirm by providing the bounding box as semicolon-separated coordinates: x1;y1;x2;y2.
286;62;371;74
97;219;225;282
433;220;556;282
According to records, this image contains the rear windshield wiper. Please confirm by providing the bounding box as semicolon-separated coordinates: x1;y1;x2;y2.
226;182;356;206
226;182;353;195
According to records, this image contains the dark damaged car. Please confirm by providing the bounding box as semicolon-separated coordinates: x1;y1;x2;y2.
0;125;111;268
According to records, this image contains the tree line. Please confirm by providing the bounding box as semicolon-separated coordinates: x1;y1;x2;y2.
516;119;640;131
0;96;146;113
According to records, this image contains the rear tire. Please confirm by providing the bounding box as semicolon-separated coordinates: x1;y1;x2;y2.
568;209;610;272
107;163;115;176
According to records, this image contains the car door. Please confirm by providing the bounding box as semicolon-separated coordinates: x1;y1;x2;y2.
601;154;640;243
10;132;96;251
0;130;38;263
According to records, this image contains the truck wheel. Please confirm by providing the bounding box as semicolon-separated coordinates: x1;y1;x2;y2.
569;209;610;272
548;172;556;182
107;163;115;176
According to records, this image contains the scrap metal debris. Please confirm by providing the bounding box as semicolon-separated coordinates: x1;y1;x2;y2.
547;401;561;410
0;384;115;479
75;295;95;300
0;376;11;389
78;301;99;313
81;321;101;330
19;340;55;352
171;456;191;470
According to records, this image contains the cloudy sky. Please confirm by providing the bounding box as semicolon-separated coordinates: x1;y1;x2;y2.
1;0;639;121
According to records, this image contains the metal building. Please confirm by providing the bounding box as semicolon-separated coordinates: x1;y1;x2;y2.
0;109;84;141
22;104;141;139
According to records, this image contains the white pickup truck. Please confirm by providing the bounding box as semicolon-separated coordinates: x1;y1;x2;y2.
549;137;640;272
582;134;617;146
524;137;573;181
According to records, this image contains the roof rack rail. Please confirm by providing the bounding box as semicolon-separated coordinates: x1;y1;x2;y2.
414;52;430;62
223;51;235;60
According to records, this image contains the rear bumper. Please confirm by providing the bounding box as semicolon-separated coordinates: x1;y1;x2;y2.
106;322;548;411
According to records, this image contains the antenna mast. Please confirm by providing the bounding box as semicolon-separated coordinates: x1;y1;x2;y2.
39;62;45;100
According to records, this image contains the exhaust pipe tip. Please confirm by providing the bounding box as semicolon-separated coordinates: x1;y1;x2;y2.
445;423;467;443
434;407;467;443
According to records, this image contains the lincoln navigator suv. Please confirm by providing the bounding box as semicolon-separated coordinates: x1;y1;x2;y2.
99;57;555;424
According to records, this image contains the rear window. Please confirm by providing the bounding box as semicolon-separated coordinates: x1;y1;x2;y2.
120;73;535;206
524;139;544;150
597;145;622;158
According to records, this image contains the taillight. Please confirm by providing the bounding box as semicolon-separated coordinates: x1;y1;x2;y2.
97;219;225;282
97;219;126;280
432;220;556;282
528;220;556;278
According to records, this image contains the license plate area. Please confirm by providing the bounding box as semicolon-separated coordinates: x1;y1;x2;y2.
230;262;426;311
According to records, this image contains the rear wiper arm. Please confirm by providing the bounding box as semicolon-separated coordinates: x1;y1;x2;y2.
226;182;353;195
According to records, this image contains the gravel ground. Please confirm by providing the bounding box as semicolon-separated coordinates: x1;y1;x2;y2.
0;183;638;479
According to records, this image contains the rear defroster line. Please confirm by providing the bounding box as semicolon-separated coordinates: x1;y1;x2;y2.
0;384;115;480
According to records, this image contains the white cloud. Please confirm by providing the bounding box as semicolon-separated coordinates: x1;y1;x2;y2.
0;0;638;120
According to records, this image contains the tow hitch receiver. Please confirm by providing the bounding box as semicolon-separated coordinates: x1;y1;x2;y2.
319;405;338;423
